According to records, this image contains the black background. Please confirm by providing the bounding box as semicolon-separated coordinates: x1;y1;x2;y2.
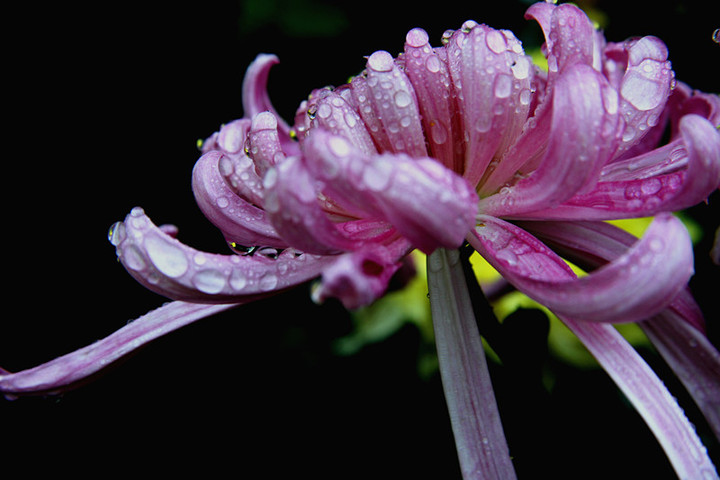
2;1;719;478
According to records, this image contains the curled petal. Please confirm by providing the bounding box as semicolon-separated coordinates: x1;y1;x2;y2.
247;111;286;177
525;2;598;76
241;54;295;151
298;87;377;155
351;51;427;158
312;243;408;309
615;36;675;154
1;301;238;397
469;213;693;323
478;64;620;217
404;27;463;172
302;130;478;254
445;22;533;187
109;207;334;302
192;150;285;247
524;114;720;220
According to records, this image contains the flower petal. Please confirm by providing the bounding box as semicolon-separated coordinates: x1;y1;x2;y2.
351;51;427;158
427;248;517;480
469;213;693;323
1;301;237;397
561;317;719;480
403;27;463;172
192;150;285;248
241;54;295;150
261;156;380;254
312;243;408;309
109;207;334;302
478;64;620;217
521;114;720;220
302;130;478;254
445;22;534;187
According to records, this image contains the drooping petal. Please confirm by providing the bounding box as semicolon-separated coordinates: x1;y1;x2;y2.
351;50;427;158
302;130;478;254
109;207;334;302
403;27;462;172
427;248;517;480
445;22;534;187
561;317;719;480
192;150;286;248
518;218;706;332
641;311;720;442
312;242;410;309
520;114;720;220
1;301;238;398
469;213;693;323
477;64;620;217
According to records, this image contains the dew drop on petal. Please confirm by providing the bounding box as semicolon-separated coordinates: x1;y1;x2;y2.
485;29;507;54
493;74;512;99
430;122;448;145
394;90;412;108
425;55;441;73
192;269;227;294
230;269;247;291
259;273;278;291
648;237;664;253
145;236;189;278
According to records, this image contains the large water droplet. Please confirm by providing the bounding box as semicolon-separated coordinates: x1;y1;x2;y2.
425;55;441;73
193;269;227;294
394;90;412;108
145;236;189;278
485;29;507;54
621;66;666;111
430;121;448;145
259;273;278;291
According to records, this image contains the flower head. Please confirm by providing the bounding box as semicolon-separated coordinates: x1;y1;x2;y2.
3;2;720;478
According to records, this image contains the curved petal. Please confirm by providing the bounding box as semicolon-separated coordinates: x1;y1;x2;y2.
241;54;296;152
520;114;720;220
525;2;597;77
1;301;238;398
351;51;427;158
468;213;694;323
192;150;286;248
445;22;533;187
246;111;286;177
312;242;409;309
302;130;478;254
478;64;620;217
561;317;719;480
109;207;335;302
403;27;463;172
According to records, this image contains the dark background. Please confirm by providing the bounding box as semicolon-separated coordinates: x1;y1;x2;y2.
2;1;719;478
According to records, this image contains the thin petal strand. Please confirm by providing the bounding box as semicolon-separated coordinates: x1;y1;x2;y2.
1;301;237;398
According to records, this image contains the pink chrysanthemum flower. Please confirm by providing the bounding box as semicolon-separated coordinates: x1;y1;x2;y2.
3;2;719;478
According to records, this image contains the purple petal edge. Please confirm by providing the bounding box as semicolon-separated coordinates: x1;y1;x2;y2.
0;301;238;398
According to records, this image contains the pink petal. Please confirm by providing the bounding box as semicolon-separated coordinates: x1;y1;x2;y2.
478;64;620;217
312;243;409;309
109;207;334;302
351;51;427;158
445;22;533;187
192;150;286;248
1;301;238;397
261;155;380;254
302;130;478;254
241;54;294;150
521;113;720;220
469;213;693;323
562;318;719;479
403;27;463;172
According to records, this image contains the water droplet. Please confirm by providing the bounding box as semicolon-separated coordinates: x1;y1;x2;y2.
367;50;395;72
108;222;124;245
394;90;412;108
307;104;318;119
328;136;351;157
259;273;278;291
193;269;227;294
519;88;532;106
229;269;247;291
493;74;512;99
317;102;332;119
425;55;441;73
511;56;530;80
621;67;666;111
145;236;189;278
363;159;394;191
406;28;429;48
496;248;518;266
216;196;229;208
648;237;664;252
713;28;720;44
430;121;448;145
486;29;507;54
